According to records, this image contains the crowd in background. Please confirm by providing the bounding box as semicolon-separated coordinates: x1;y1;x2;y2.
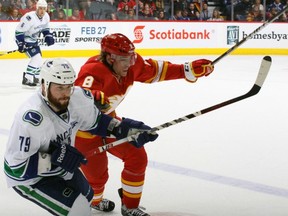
0;0;287;21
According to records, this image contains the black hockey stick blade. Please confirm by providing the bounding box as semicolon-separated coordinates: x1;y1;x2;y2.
152;56;272;132
86;56;272;156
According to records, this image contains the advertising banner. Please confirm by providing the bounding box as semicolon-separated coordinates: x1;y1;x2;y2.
0;21;287;58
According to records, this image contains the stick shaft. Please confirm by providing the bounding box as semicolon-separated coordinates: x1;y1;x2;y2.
212;6;288;65
0;49;18;56
85;56;272;157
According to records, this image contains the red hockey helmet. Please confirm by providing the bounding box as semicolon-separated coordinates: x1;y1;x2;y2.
101;33;135;56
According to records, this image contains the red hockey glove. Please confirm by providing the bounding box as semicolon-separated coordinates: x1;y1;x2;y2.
184;59;214;82
92;90;111;112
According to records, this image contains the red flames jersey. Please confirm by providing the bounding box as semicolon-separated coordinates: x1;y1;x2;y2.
75;53;185;117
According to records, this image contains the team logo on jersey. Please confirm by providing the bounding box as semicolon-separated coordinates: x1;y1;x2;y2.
46;60;53;67
26;15;31;21
82;88;93;99
63;187;73;197
23;110;43;126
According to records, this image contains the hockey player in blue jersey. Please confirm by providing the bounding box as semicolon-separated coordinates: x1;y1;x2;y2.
15;0;54;87
4;58;158;215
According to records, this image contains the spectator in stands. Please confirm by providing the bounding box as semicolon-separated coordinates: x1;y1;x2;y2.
54;8;66;20
139;2;155;19
7;7;21;20
234;0;252;21
0;2;9;19
170;9;184;20
266;5;286;20
77;0;90;20
246;9;254;21
187;2;199;20
268;0;284;12
155;0;165;11
46;0;56;19
19;0;36;15
181;8;191;20
145;0;156;11
200;2;211;20
117;0;136;12
251;6;264;21
68;6;84;20
252;0;264;14
208;7;224;21
194;10;200;20
126;7;136;19
122;4;130;15
156;9;167;20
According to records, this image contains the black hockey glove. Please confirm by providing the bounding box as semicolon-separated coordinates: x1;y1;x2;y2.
44;34;55;46
16;41;26;53
111;118;159;148
50;141;87;173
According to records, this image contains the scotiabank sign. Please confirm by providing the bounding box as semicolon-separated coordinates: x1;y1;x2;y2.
131;23;216;48
149;29;210;40
0;21;286;54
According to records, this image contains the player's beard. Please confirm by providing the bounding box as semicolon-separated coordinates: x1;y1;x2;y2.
48;93;70;111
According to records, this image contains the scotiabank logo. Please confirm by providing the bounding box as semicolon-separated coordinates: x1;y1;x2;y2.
133;26;145;43
150;29;210;40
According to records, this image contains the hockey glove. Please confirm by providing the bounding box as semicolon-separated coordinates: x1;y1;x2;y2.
92;90;111;112
111;118;159;148
16;41;26;53
50;141;87;173
184;59;214;82
44;33;55;46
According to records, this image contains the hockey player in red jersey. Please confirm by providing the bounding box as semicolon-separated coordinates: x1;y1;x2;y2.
74;33;214;216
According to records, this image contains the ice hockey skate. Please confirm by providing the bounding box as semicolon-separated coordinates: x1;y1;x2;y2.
22;72;38;87
121;204;150;216
91;198;115;212
118;188;150;216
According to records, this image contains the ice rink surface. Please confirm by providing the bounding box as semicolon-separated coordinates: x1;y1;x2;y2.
0;55;288;216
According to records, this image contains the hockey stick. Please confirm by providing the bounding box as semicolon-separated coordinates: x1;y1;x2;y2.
212;6;288;65
0;45;39;56
0;49;18;56
85;56;272;157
